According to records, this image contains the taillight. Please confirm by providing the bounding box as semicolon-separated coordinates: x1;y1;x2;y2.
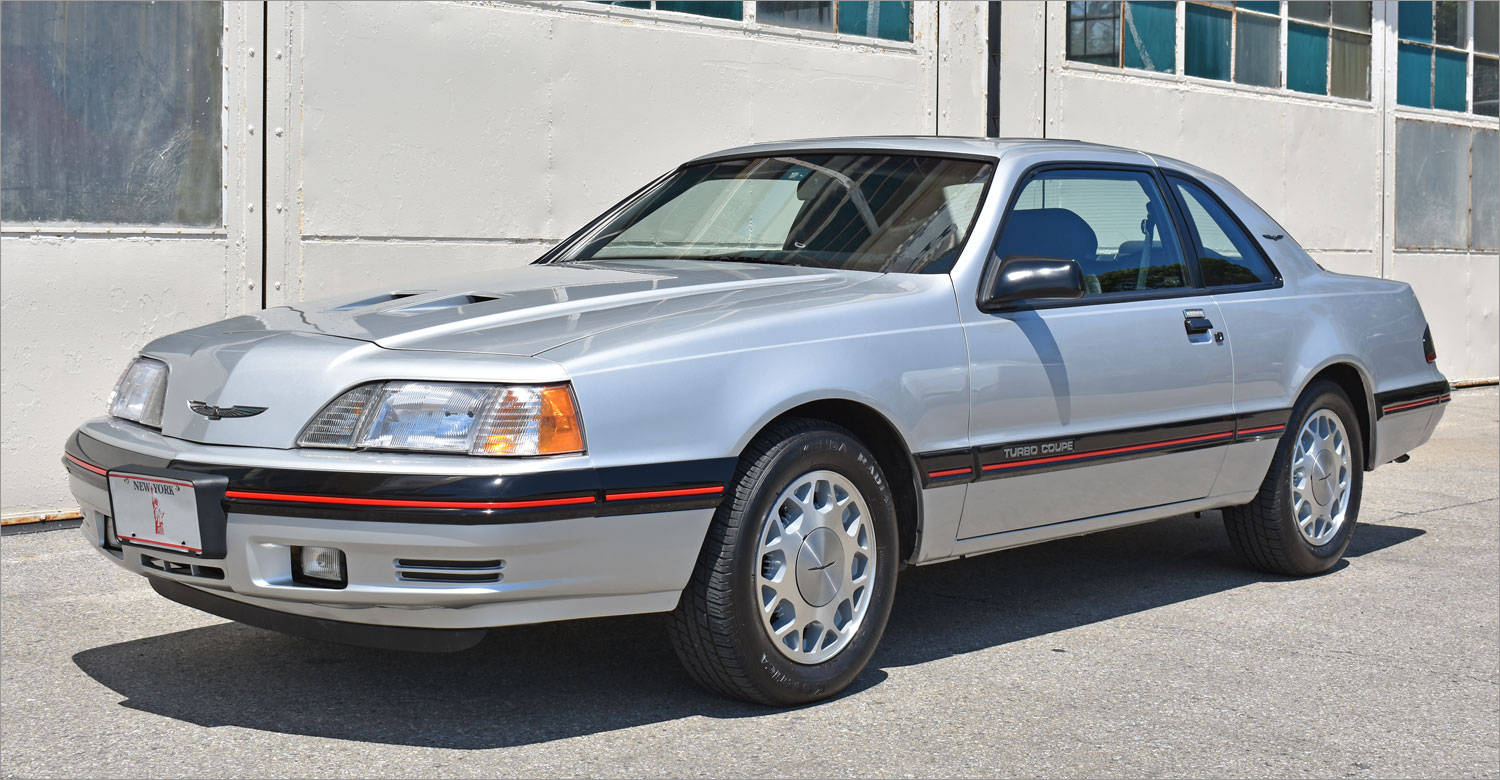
1422;326;1437;364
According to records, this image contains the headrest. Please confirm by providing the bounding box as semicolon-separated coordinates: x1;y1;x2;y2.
994;208;1098;263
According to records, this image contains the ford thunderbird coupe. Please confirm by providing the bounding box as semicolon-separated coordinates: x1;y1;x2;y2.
64;137;1449;704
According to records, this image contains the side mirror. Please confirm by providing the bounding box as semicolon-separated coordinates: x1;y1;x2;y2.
980;256;1086;310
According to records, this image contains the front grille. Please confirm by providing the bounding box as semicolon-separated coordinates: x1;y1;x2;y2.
141;554;225;580
394;557;504;584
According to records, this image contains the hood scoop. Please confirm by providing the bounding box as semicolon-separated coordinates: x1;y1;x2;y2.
329;291;423;311
390;293;504;313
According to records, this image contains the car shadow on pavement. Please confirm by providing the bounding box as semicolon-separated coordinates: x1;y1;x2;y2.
71;513;1422;750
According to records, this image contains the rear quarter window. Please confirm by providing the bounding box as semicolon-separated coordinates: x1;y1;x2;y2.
1169;177;1279;287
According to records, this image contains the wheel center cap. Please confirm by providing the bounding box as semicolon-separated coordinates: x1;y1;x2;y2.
1311;449;1337;505
796;527;843;608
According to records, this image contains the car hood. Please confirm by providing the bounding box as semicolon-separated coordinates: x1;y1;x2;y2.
182;260;866;356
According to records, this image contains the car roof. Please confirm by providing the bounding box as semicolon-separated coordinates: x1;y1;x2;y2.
686;135;1244;205
688;135;1155;163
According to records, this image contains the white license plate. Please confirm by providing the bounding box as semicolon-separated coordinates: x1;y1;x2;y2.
109;471;203;554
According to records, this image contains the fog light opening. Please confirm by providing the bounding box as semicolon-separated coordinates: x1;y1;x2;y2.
291;545;347;589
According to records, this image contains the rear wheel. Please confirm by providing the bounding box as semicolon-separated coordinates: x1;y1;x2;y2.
667;419;899;705
1223;380;1364;576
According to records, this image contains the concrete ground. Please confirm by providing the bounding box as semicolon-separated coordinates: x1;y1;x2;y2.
2;388;1495;779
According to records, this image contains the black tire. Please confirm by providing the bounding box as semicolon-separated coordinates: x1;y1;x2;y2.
1223;380;1365;576
667;418;901;705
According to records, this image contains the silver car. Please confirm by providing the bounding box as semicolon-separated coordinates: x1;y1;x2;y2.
64;137;1449;704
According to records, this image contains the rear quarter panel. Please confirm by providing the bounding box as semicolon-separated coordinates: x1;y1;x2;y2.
1212;269;1443;493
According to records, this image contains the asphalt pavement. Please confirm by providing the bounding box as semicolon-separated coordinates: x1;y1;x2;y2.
2;388;1496;778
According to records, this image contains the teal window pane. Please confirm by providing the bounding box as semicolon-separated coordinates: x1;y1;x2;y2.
837;1;910;40
1235;2;1279;13
1398;1;1433;42
1122;1;1175;72
1236;11;1281;86
1287;22;1329;94
1434;47;1467;111
1397;42;1433;106
1185;3;1231;81
657;1;743;19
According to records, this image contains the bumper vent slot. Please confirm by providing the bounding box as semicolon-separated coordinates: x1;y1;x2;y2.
394;557;504;584
141;554;225;581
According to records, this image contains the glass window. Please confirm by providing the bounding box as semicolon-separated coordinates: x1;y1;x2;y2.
1330;29;1372;99
556;154;995;274
1288;2;1331;23
0;1;223;227
757;1;910;40
1067;2;1122;66
1398;0;1488;113
1067;2;1176;72
835;1;911;41
1476;56;1499;116
1286;0;1371;98
758;1;833;30
1236;10;1281;87
1394;120;1471;249
1477;1;1499;54
1072;2;1373;101
1123;2;1177;72
591;1;744;20
1185;3;1233;81
998;170;1189;297
1288;23;1330;94
1472;129;1499;251
1170;178;1276;287
1434;1;1467;46
1331;2;1372;30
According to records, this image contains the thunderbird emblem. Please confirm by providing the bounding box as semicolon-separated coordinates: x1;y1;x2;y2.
188;401;267;420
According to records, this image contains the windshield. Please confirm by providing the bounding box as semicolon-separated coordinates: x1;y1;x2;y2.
551;153;995;273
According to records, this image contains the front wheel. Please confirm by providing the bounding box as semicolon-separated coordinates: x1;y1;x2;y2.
667;419;900;705
1223;380;1365;576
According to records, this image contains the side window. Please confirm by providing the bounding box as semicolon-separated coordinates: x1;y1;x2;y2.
994;169;1189;296
1169;177;1278;287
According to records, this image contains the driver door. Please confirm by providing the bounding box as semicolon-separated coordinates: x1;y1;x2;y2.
955;165;1235;541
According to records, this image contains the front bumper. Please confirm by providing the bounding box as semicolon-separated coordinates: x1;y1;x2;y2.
65;419;732;635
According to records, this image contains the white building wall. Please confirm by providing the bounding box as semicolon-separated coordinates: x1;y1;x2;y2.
264;0;966;306
1;0;1491;522
1;2;266;521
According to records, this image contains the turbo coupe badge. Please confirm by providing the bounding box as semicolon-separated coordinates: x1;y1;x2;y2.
188;401;267;420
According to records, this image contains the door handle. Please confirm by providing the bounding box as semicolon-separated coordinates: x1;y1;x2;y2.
1184;317;1214;334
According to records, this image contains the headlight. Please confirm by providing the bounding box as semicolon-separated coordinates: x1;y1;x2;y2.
298;381;585;457
108;358;169;428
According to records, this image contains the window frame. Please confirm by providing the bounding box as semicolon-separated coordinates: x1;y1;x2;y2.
977;161;1222;313
1395;0;1498;117
581;1;916;46
1163;173;1285;293
1063;2;1378;107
